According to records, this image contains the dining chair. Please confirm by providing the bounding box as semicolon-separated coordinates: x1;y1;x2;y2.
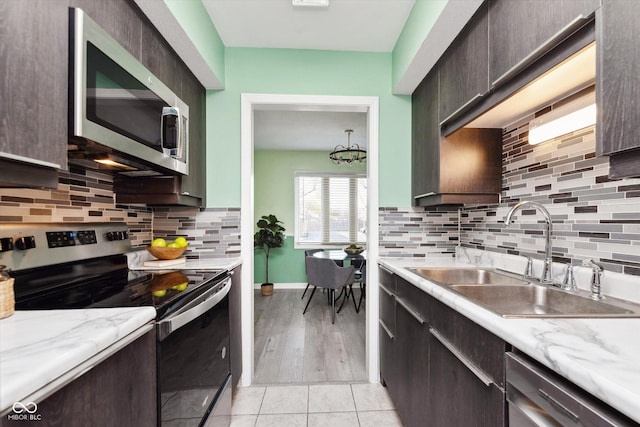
303;256;355;324
338;261;366;313
302;249;325;300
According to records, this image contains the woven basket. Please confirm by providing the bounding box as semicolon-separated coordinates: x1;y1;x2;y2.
0;278;15;319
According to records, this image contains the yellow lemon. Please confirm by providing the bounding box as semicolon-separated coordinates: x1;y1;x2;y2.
174;237;188;248
151;238;167;247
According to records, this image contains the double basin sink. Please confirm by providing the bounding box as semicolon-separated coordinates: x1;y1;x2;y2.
407;267;640;318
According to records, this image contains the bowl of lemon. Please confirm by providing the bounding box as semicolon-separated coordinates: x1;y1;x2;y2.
146;236;189;260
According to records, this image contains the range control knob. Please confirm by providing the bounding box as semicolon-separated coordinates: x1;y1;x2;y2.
106;231;128;241
15;236;36;250
0;238;13;252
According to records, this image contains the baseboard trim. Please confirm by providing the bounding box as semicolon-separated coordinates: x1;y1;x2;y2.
253;282;363;290
253;282;307;290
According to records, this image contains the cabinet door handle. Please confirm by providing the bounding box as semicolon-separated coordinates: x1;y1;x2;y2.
439;93;484;126
430;327;495;387
491;15;591;89
538;389;580;422
0;151;61;169
379;319;394;340
413;192;436;199
396;297;426;324
379;283;396;298
379;265;395;275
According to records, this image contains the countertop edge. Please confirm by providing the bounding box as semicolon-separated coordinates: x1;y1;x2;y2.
0;307;156;413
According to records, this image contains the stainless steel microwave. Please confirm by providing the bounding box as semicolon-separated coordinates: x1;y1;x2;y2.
69;8;188;176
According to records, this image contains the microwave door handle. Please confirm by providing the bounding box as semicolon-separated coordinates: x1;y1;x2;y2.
161;107;178;152
177;109;185;160
157;277;231;341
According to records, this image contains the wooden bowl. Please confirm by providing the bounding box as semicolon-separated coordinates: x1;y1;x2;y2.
344;247;364;256
146;245;187;260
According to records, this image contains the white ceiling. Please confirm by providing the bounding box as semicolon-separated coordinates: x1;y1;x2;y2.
202;0;415;52
201;0;413;151
254;110;367;150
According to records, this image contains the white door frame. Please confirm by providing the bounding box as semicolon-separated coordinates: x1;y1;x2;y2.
240;93;380;386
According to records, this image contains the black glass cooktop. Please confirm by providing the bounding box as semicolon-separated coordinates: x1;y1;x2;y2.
11;254;226;319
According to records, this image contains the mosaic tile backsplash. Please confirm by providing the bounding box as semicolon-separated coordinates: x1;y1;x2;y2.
153;207;241;259
378;207;459;257
0;167;153;246
381;112;640;276
0;167;241;257
461;117;640;276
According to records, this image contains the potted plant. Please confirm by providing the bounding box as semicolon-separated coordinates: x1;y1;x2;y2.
254;214;285;296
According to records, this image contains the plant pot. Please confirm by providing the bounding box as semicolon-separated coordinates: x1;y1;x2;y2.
261;283;274;296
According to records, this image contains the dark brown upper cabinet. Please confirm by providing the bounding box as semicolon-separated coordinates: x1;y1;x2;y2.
412;69;440;202
0;0;67;188
438;3;489;129
489;0;601;89
412;69;502;207
596;0;640;178
69;0;206;206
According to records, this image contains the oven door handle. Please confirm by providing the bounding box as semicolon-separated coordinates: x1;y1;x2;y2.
157;277;231;341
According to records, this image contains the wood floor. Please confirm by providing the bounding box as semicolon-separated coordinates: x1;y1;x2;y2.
253;288;366;385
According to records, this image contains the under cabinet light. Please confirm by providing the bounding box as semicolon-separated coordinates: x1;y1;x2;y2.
94;157;138;170
528;93;596;145
292;0;329;7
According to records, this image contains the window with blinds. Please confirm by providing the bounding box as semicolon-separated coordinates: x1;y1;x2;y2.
295;173;366;246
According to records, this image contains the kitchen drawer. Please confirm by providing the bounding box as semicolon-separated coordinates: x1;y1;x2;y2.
379;266;396;294
379;281;396;333
430;296;508;387
395;276;429;322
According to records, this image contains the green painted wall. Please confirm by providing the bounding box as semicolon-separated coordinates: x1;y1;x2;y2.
253;150;365;284
164;0;225;84
392;0;447;90
205;47;412;208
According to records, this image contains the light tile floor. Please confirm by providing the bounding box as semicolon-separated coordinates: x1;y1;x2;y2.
231;383;403;427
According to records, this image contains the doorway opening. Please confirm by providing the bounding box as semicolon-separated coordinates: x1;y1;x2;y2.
240;94;380;387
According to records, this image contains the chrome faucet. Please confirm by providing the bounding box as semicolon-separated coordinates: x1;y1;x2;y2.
504;201;554;284
523;256;534;280
583;258;605;300
561;263;578;292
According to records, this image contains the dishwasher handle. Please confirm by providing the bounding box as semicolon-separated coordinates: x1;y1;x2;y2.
506;352;635;427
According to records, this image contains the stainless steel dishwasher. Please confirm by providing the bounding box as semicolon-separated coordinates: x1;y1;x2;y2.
506;352;637;426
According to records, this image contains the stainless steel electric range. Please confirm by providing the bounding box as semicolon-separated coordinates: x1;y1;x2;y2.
0;223;231;427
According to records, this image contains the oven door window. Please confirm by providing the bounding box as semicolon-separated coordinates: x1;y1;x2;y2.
158;292;230;426
86;42;169;152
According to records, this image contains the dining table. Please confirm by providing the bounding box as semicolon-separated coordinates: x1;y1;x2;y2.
311;249;367;263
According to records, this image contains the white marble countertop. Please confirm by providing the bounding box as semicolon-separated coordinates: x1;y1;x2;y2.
0;307;156;413
379;254;640;422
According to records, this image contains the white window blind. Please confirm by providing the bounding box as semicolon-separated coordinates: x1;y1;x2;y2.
295;173;366;246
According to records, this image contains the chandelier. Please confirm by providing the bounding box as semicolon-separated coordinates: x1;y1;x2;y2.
329;129;367;165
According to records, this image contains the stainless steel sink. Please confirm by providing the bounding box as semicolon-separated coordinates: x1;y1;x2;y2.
449;284;640;318
409;267;529;286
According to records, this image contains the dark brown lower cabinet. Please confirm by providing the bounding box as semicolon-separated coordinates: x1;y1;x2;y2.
5;330;157;427
378;267;507;427
428;329;506;427
394;299;429;427
379;321;397;393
